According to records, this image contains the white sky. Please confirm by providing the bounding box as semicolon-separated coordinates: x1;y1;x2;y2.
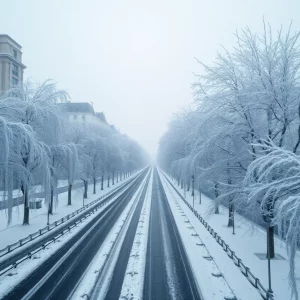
1;0;299;157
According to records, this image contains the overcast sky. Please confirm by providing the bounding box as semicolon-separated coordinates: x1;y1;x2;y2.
1;1;299;157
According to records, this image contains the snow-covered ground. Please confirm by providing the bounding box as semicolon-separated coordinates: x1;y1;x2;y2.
162;171;300;300
0;176;135;251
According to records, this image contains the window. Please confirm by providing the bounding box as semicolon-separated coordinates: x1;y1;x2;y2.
12;77;18;87
12;64;18;76
13;49;17;60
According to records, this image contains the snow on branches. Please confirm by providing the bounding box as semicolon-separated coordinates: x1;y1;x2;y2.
157;21;300;299
0;80;149;227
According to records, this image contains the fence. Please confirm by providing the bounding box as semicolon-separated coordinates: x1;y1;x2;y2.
0;172;140;260
0;170;146;277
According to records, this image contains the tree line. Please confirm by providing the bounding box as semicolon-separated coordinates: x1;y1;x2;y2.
0;81;149;227
157;22;300;299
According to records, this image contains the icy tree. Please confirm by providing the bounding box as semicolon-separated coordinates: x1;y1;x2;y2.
0;118;40;225
243;143;300;299
60;143;79;205
0;80;68;224
158;22;300;295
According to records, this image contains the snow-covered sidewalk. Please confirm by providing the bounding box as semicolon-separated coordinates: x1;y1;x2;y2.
0;176;135;251
161;171;299;300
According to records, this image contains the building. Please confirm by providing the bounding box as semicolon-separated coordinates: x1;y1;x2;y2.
0;35;26;93
59;102;109;126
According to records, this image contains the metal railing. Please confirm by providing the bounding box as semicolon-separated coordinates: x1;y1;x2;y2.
162;172;274;300
0;170;147;277
0;173;139;259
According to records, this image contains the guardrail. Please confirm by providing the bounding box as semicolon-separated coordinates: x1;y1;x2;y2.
0;172;140;259
0;169;148;277
0;207;96;277
162;172;274;300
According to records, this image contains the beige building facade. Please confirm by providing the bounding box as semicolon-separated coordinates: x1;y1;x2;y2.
0;34;26;93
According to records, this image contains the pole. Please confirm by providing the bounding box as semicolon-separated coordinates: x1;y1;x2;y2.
191;175;195;212
47;202;50;225
267;225;273;298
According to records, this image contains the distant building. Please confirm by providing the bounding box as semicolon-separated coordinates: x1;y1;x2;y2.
0;35;26;93
95;112;108;124
59;102;109;126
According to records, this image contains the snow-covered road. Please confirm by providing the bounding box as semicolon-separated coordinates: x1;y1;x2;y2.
0;166;255;300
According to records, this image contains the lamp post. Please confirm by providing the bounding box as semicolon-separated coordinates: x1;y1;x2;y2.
191;174;195;212
267;224;273;298
263;214;273;299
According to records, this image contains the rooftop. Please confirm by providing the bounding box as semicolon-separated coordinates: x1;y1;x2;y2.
0;34;22;49
59;102;95;114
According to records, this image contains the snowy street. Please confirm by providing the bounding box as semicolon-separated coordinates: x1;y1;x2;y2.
0;166;279;300
2;3;300;299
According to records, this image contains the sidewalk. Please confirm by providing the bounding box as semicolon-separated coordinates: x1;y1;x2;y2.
0;177;133;251
163;173;299;300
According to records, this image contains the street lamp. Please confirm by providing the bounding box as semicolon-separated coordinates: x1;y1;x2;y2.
263;214;273;299
191;175;195;212
266;224;273;298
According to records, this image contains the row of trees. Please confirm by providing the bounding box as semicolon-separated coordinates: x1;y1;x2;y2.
0;81;148;227
157;22;300;298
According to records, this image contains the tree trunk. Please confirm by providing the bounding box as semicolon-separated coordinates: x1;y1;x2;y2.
49;188;54;215
84;180;88;199
93;177;96;194
228;198;234;227
177;177;180;186
101;176;104;190
227;174;234;226
107;176;110;188
116;172;119;183
199;184;202;204
267;225;275;259
181;179;183;189
68;183;72;205
214;182;219;214
23;187;29;225
112;172;115;185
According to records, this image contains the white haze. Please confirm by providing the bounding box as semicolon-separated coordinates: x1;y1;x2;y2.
0;0;299;157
